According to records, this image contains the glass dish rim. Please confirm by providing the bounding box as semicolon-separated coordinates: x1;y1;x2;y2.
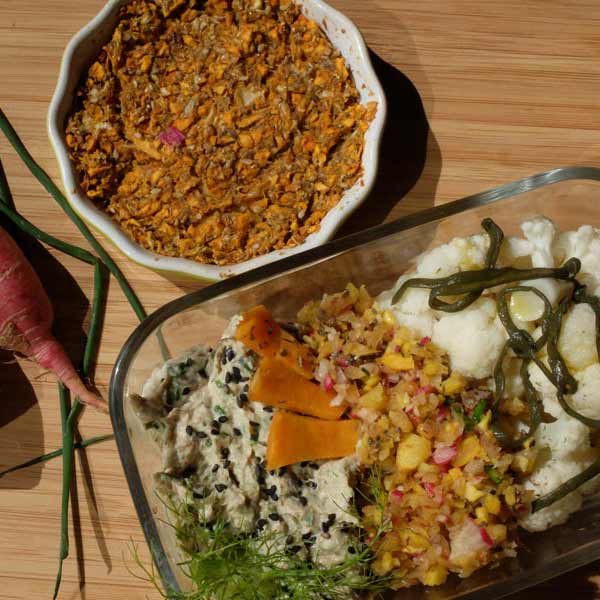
109;165;600;599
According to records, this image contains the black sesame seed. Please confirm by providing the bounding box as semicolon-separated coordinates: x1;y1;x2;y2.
328;513;336;523
221;353;227;365
243;384;249;392
223;460;231;469
289;545;302;555
193;492;205;499
233;427;242;436
226;348;236;362
212;464;220;473
182;387;191;396
257;518;268;530
309;462;320;470
347;546;356;554
196;431;208;439
210;428;220;436
268;512;281;522
185;425;194;436
240;393;248;404
231;366;241;383
218;415;229;423
300;461;309;467
225;371;232;384
321;522;331;533
302;531;313;540
221;448;230;459
278;467;286;476
211;420;220;430
215;483;227;493
286;535;294;545
257;474;266;485
298;495;308;506
263;406;274;413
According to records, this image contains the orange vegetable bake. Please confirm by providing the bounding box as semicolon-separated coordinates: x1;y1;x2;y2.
65;0;377;265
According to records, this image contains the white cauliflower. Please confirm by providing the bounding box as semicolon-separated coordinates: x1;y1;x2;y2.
570;363;600;420
432;297;506;379
416;233;489;277
556;225;600;295
558;303;598;371
520;361;600;531
379;216;600;534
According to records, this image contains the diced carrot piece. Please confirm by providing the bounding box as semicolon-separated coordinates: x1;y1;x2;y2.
248;357;346;420
235;305;281;357
236;305;315;378
276;330;314;379
266;411;359;471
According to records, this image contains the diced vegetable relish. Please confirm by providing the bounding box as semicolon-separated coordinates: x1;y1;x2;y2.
297;283;534;587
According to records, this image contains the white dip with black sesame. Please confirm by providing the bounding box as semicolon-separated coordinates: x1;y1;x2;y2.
131;319;358;567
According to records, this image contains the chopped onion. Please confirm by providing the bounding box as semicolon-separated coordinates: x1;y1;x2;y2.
159;126;185;146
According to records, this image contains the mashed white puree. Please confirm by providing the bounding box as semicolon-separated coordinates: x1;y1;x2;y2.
378;217;600;531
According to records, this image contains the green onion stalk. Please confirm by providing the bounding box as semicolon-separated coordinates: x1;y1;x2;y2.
0;107;161;598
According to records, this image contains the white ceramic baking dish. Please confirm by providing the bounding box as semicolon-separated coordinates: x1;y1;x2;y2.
47;0;386;281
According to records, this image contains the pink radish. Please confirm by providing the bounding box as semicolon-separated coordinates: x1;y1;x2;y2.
433;445;458;465
0;225;106;412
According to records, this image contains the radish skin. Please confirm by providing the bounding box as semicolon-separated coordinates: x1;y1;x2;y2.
0;225;105;412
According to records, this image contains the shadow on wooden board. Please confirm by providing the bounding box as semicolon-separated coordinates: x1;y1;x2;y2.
337;50;441;237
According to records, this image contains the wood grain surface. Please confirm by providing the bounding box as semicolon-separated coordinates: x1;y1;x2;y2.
1;1;600;598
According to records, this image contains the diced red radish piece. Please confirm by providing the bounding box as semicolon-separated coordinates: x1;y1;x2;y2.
323;373;334;391
436;405;450;421
159;126;185;146
390;489;405;504
422;482;436;498
416;385;434;395
394;344;401;352
480;527;494;547
419;336;431;346
433;446;458;465
335;356;349;367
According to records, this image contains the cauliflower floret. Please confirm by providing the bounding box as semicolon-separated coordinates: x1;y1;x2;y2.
556;225;600;295
432;297;506;379
521;217;559;268
416;233;489;277
570;363;600;420
378;275;436;338
498;236;534;268
558;303;599;371
520;459;586;532
521;361;600;531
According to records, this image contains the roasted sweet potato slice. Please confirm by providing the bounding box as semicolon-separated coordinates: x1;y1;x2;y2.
248;357;346;420
266;411;359;471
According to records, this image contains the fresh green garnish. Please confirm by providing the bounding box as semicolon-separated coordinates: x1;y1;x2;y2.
214;405;226;417
485;465;503;485
132;486;391;600
471;398;487;423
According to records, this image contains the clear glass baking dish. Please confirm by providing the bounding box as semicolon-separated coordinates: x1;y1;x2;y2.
110;166;600;599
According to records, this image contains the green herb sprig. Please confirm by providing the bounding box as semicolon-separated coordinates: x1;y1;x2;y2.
0;108;156;598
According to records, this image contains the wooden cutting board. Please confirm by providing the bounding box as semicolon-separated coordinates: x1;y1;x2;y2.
1;1;600;598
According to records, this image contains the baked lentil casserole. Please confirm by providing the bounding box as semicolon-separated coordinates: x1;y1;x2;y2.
65;0;377;266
